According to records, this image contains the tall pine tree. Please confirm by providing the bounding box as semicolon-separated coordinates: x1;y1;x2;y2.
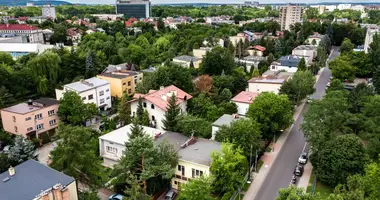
136;97;144;123
118;94;132;126
297;57;307;71
162;94;180;131
129;118;145;140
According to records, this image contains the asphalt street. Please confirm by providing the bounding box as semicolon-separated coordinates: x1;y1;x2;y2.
253;46;341;200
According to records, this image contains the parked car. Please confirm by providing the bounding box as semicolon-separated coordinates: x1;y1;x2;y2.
298;152;308;164
294;164;304;176
290;175;297;185
165;189;177;200
109;194;125;200
306;96;313;103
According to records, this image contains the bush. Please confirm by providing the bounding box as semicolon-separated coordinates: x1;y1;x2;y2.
41;133;51;144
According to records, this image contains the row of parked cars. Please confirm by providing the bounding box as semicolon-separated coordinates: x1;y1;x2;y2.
109;189;177;200
290;152;308;185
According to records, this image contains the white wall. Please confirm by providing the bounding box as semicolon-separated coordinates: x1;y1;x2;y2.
270;64;298;73
234;102;250;116
292;49;316;59
211;126;220;140
95;84;112;110
248;82;282;94
99;139;125;167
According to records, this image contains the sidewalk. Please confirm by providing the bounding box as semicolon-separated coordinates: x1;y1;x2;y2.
297;161;313;191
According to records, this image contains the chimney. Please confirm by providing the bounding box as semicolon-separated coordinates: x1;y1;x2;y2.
27;99;33;105
8;166;15;176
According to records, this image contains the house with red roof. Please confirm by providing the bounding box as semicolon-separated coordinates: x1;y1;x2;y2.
0;24;44;43
231;91;260;116
130;85;192;130
125;17;139;27
247;45;266;56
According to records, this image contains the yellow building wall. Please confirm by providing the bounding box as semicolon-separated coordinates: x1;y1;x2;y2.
97;75;136;98
171;159;211;190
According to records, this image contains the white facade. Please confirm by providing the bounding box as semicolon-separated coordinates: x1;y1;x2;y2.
56;78;112;110
292;46;317;59
234;102;250;116
172;160;211;189
337;4;352;10
364;27;380;54
99;124;163;168
325;5;337;11
248;81;284;94
42;5;56;19
352;5;365;12
0;30;43;44
270;64;298;73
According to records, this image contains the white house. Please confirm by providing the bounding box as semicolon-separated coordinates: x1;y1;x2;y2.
292;45;317;60
270;55;311;73
248;75;290;94
99;124;163;167
211;114;245;140
155;132;221;189
231;91;259;116
130;85;192;130
55;77;112;111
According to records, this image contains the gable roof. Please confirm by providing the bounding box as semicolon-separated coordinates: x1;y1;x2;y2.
231;91;260;104
130;85;192;111
0;160;75;200
252;45;266;52
173;55;201;62
0;24;38;31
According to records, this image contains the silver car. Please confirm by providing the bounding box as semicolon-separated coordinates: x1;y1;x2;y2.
165;189;177;200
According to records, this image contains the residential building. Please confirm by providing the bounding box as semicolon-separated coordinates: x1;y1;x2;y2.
246;45;266;56
235;55;266;72
325;5;337;11
91;14;124;21
0;160;78;200
279;4;304;31
42;4;56;19
42;29;54;42
155;132;221;189
67;28;83;43
306;32;327;46
55;77;112;111
364;26;380;53
231;91;259;116
248;73;291;94
97;70;143;98
130;85;192;130
116;0;151;18
292;45;317;59
337;4;352;10
99;124;163;167
1;98;59;138
352;5;365;12
0;35;27;43
270;55;311;73
0;43;54;58
192;47;211;58
211;114;245;140
242;31;263;41
229;33;247;46
0;24;44;43
172;55;202;69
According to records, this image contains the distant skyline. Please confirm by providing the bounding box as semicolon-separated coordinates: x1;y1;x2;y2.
65;0;380;5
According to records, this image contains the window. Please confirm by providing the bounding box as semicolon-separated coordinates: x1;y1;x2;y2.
106;146;118;154
88;95;94;100
49;119;56;126
177;165;185;176
48;110;55;116
174;181;178;185
152;115;155;121
35;113;42;120
128;89;131;94
99;91;104;96
106;89;109;92
25;117;31;121
107;96;110;100
14;126;18;132
143;102;147;108
36;123;44;130
100;98;105;104
12;116;16;122
151;104;155;109
27;127;33;132
128;81;131;86
192;169;204;178
123;82;126;85
82;97;86;100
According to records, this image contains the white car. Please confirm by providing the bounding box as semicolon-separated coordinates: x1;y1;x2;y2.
298;152;308;164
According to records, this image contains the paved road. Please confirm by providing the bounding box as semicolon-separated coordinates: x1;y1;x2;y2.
253;46;341;200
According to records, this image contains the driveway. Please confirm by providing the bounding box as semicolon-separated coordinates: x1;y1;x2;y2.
36;141;57;165
252;46;340;200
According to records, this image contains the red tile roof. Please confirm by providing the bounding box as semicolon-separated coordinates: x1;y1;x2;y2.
253;45;266;52
0;24;38;31
131;85;192;111
125;17;139;27
18;16;28;21
231;91;259;104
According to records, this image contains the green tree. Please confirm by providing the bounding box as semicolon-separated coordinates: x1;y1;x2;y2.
304;7;319;19
327;79;345;92
369;33;380;66
340;38;355;55
280;71;315;104
0;154;11;174
129;118;146;140
135;97;149;126
50;125;105;187
210;143;248;198
310;134;368;187
200;46;235;75
118;94;132;126
215;119;262;158
373;69;380;94
78;190;100;200
162;94;181;131
112;135;178;195
0;52;15;66
247;93;293;140
328;56;356;81
277;186;319;200
8;135;37;165
141;110;150;126
297;57;307;71
178;176;214;200
150;64;194;93
58;91;98;126
176;114;212;139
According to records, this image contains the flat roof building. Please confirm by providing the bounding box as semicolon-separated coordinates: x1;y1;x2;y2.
116;0;151;19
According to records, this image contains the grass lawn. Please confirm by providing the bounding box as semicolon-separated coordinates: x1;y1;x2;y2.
306;172;333;198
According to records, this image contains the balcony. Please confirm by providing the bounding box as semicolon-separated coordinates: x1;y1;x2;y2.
175;174;189;181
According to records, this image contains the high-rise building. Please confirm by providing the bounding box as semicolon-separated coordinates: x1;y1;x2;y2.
116;0;151;19
42;4;56;19
279;4;304;31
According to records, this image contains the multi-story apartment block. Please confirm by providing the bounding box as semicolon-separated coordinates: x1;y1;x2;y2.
97;70;143;98
279;5;304;31
0;98;59;138
42;4;56;19
364;26;380;54
0;24;44;43
116;0;151;18
130;85;192;130
55;77;112;111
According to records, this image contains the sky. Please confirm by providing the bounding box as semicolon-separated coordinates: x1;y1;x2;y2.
66;0;380;5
